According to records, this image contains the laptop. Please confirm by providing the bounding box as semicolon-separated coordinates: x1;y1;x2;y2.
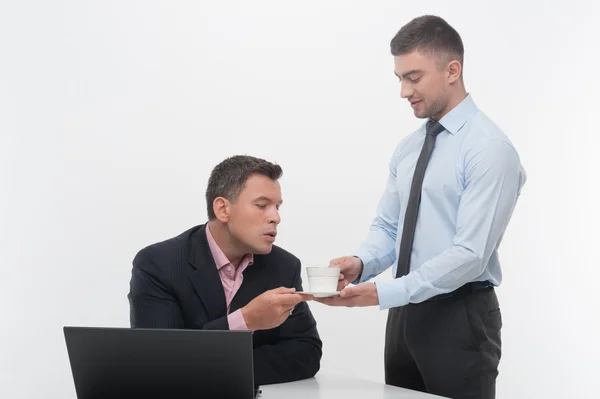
63;326;258;399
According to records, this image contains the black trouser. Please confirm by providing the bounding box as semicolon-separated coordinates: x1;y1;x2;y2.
384;282;502;399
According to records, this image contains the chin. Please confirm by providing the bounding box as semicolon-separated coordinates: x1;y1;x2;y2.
252;243;273;255
413;108;429;119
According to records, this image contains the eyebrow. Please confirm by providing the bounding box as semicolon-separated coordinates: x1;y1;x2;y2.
395;69;423;79
253;196;283;204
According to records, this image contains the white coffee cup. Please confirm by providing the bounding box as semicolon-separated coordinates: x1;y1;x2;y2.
306;267;340;292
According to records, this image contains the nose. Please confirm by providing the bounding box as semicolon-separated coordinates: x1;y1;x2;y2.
400;81;413;99
269;207;281;225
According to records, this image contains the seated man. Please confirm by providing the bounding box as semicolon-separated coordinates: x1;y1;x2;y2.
127;155;322;385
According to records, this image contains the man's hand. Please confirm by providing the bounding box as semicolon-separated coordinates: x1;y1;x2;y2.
241;287;311;331
329;256;363;290
315;282;379;307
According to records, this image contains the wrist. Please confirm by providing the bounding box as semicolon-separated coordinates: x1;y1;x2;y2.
353;256;364;281
372;282;379;305
241;306;257;331
241;306;253;331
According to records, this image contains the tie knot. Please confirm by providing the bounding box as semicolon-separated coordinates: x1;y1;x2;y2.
426;120;445;137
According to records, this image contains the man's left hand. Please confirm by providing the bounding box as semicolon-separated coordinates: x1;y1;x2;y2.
315;282;379;307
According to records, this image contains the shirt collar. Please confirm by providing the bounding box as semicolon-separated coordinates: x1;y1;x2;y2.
435;93;478;135
206;224;254;270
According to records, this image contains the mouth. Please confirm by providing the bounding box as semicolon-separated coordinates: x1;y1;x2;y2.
410;100;422;109
264;231;277;242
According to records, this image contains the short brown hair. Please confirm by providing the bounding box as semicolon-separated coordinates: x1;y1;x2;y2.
206;155;283;220
390;15;464;70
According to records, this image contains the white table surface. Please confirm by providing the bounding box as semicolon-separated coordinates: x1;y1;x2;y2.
260;373;448;398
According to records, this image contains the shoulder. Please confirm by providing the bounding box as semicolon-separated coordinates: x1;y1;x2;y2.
460;110;522;159
460;111;526;179
132;225;200;270
464;110;519;152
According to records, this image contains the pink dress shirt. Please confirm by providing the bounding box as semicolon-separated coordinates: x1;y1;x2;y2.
206;225;254;330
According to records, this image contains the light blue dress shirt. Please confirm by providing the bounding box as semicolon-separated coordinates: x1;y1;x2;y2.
354;94;526;310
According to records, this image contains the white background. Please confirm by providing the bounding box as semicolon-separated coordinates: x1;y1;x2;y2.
2;1;599;398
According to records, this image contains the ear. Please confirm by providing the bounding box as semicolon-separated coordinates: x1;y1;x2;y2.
213;197;230;222
447;60;462;84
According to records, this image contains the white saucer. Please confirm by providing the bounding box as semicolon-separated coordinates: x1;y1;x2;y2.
298;291;340;298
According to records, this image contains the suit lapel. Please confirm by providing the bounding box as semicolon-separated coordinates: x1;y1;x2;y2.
188;225;227;321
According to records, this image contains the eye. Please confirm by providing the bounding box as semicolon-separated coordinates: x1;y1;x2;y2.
256;204;267;209
408;77;421;83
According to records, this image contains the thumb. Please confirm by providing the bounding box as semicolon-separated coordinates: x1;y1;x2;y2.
340;286;357;298
274;286;296;294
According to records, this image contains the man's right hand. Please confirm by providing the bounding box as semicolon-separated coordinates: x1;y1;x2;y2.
241;287;308;331
329;256;363;290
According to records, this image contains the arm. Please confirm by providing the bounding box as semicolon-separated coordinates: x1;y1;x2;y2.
353;152;403;282
376;139;525;309
127;249;231;330
252;260;323;385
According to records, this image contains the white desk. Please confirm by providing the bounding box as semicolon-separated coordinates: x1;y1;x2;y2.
260;373;448;398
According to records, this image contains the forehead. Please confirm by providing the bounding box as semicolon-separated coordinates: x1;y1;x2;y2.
238;174;282;200
393;50;437;75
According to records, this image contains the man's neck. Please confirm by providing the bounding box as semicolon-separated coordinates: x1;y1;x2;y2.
207;220;246;268
433;86;468;121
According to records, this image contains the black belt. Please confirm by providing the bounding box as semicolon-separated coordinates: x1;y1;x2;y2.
425;280;494;302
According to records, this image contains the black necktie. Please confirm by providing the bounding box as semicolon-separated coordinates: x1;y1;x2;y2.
395;120;445;278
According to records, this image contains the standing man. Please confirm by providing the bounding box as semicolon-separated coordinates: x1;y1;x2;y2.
318;15;526;399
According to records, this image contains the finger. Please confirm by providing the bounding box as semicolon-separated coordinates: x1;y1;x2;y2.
340;286;357;298
337;277;353;291
276;293;304;306
332;258;353;272
274;286;296;294
328;257;345;267
280;305;294;316
338;273;345;280
294;294;313;302
278;310;291;325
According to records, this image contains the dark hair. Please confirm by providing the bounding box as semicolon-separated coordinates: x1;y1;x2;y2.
390;15;464;70
206;155;283;220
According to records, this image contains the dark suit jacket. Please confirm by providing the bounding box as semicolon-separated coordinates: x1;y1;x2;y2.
127;224;322;385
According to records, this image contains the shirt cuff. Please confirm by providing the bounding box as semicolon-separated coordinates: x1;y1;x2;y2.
227;309;249;331
352;249;376;284
376;278;409;310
